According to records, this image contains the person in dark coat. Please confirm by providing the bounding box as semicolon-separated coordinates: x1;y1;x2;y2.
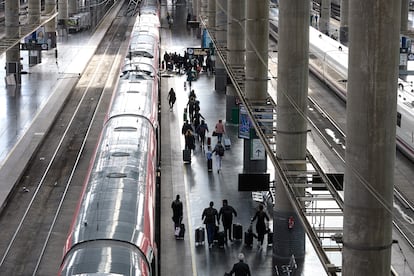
226;253;251;276
167;88;176;109
184;129;195;151
218;199;237;242
251;204;270;249
201;201;219;248
171;194;183;227
192;110;204;131
181;120;193;136
195;119;209;148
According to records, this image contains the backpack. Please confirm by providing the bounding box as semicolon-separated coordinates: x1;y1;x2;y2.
217;145;225;156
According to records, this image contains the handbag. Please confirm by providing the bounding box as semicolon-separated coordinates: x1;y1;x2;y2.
212;131;217;136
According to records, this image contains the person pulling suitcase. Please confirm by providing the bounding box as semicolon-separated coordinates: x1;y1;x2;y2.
171;195;184;239
218;199;237;243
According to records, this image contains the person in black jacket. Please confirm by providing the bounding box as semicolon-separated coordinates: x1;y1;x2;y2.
251;204;270;249
181;120;193;136
171;194;183;228
201;201;219;248
184;129;195;151
226;253;251;276
218;199;237;242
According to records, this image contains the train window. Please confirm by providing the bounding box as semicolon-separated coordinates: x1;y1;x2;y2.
112;152;130;157
397;112;401;127
107;172;127;178
114;126;137;132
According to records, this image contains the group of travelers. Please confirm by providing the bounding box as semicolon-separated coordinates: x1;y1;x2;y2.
171;196;259;275
201;200;270;249
162;50;214;77
180;89;205;152
201;200;270;275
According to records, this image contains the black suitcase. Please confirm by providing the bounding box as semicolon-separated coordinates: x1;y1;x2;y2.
244;231;254;247
207;158;212;172
224;136;231;150
183;149;191;163
213;225;220;242
267;231;273;246
233;223;243;240
176;223;185;240
217;231;226;248
195;227;205;245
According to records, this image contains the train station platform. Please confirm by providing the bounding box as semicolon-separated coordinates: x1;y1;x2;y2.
0;0;412;275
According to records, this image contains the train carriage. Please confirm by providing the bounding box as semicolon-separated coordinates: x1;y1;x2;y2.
60;0;160;275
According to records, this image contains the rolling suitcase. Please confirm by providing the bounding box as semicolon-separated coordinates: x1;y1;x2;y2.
267;231;273;246
224;136;231;150
183;149;191;163
195;227;205;245
232;223;243;240
207;159;213;172
206;151;213;172
176;223;185;240
213;225;220;242
244;231;254;247
207;136;211;147
217;231;226;248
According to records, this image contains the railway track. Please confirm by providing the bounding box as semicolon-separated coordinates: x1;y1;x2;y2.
309;92;414;253
0;5;133;275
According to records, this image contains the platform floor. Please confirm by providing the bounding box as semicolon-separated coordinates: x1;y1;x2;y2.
0;0;413;275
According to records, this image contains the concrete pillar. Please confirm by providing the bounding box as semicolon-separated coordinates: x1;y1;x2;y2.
343;0;400;275
200;0;208;19
28;0;41;25
401;0;408;33
208;0;215;33
214;0;227;93
192;0;198;21
226;0;245;124
5;0;21;85
274;0;308;271
58;0;68;24
320;0;331;35
68;0;78;16
245;0;268;101
244;0;268;173
45;0;57;48
340;0;349;45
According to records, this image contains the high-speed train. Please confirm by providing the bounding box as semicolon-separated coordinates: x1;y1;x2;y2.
309;27;414;161
59;1;161;275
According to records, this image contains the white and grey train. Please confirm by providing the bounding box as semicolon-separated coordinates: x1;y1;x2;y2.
59;1;161;275
309;27;414;161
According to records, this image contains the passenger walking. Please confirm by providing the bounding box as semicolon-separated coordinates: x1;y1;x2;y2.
167;88;176;110
225;253;251;276
251;204;270;249
196;120;209;148
211;140;225;173
214;119;225;142
201;201;219;249
184;129;195;151
193;110;205;131
181;120;193;136
218;199;237;242
171;194;183;228
187;92;197;122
